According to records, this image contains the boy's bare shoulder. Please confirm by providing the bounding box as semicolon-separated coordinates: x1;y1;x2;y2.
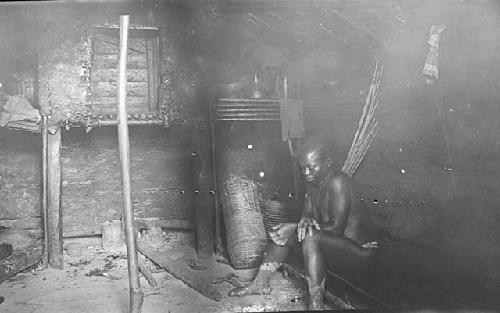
326;171;352;190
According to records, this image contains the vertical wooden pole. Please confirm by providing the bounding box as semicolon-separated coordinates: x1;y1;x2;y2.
47;128;63;269
283;76;288;101
117;14;143;313
283;76;301;199
209;100;223;255
41;116;49;268
193;123;214;258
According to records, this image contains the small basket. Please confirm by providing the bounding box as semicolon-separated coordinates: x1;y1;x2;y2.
260;196;296;238
261;198;288;236
221;175;268;269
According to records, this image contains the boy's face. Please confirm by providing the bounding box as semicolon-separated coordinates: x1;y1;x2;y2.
298;149;331;183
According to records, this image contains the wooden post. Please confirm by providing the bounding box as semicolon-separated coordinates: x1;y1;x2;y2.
47;128;63;269
193;123;214;258
283;76;301;199
209;100;223;255
41;116;49;268
117;15;143;313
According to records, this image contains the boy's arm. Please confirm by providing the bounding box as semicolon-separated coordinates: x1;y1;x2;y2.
301;187;314;220
321;175;351;235
297;184;320;241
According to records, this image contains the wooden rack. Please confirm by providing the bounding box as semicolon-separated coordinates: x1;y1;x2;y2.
215;98;280;121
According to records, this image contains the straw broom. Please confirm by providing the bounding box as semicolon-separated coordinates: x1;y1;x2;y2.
343;78;380;176
344;121;377;176
346;122;377;176
341;61;383;177
342;62;382;176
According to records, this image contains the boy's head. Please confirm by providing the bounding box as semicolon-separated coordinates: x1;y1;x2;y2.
297;133;336;183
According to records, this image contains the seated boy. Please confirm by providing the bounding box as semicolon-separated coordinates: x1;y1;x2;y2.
229;134;377;310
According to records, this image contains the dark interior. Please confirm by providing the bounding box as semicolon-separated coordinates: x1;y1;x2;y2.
1;0;500;311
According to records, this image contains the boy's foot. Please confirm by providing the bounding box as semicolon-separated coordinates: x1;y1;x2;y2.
308;279;325;310
228;281;271;297
308;294;324;311
228;262;279;297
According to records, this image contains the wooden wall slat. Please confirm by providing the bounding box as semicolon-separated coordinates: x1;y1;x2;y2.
92;96;149;107
93;81;149;97
0;217;42;234
93;68;148;82
91;33;158;115
92;104;149;114
94;35;147;55
93;56;147;69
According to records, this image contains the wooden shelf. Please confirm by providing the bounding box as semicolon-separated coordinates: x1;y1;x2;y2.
216;98;362;122
86;111;169;127
218;98;279;103
216;98;280;121
90;119;168;127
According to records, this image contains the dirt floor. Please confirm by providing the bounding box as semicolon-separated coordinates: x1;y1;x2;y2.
0;241;333;313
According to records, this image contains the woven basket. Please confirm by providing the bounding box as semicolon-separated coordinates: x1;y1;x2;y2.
221;175;268;269
260;196;296;238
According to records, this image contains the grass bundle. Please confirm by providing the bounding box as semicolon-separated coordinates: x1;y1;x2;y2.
341;61;383;177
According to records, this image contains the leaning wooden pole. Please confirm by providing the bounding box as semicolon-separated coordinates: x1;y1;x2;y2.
117;14;143;313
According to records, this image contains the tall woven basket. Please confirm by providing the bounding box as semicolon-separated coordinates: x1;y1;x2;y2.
221;175;268;269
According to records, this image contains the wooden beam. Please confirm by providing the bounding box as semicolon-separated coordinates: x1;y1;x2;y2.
135;219;194;231
221;0;485;10
137;236;222;302
138;253;158;289
209;104;223;255
47;129;63;269
0;245;43;284
193;123;215;258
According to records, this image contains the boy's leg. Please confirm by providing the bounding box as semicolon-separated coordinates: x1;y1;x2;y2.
302;230;375;309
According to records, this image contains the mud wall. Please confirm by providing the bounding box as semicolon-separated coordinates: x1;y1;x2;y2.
60;125;194;237
361;3;500;290
36;2;204;127
0;130;42;236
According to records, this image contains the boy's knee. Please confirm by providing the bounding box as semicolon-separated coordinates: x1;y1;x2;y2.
301;230;320;253
360;245;377;259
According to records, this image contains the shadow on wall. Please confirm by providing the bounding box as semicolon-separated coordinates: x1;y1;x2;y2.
351;0;500;296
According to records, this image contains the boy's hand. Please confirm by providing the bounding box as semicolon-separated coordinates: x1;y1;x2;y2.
297;217;321;242
269;223;296;246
